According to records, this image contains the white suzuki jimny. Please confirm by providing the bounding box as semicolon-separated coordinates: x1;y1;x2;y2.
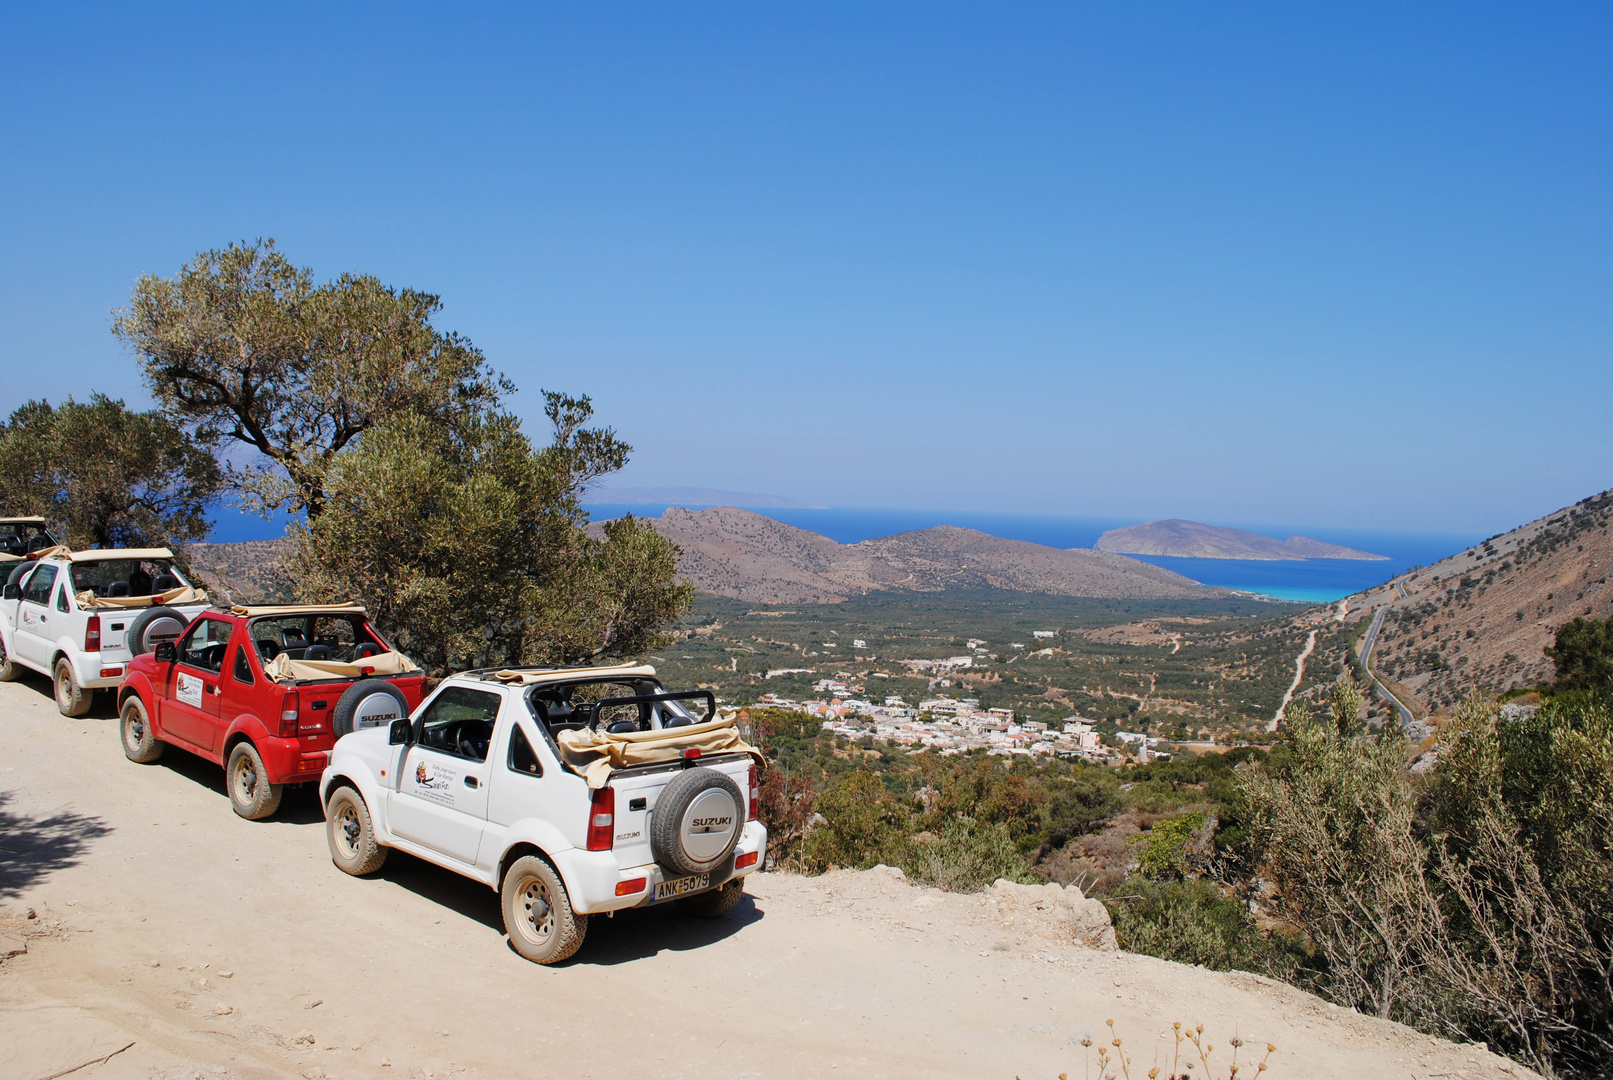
0;546;212;715
321;664;767;964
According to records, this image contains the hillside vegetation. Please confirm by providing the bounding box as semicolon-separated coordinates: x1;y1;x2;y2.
1357;488;1613;713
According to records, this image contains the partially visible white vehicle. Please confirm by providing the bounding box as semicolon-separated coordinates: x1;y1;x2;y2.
0;516;61;560
321;664;767;964
0;547;212;715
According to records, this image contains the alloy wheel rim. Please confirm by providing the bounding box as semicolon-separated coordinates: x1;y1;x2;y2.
518;877;554;943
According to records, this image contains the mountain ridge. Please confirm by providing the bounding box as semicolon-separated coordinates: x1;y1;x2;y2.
1353;487;1613;714
629;506;1230;604
1096;518;1387;561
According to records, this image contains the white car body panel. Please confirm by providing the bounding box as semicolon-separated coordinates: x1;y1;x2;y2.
0;554;209;689
322;672;767;916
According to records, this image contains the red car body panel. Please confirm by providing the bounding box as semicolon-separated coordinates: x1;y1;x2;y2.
118;610;428;787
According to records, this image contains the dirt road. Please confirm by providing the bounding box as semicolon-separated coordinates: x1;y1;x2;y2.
0;675;1531;1080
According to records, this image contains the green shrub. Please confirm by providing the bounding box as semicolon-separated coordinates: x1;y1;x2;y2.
900;817;1033;892
1128;811;1210;878
1103;875;1299;977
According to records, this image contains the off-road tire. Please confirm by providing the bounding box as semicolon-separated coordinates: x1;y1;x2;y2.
120;696;164;763
331;678;411;738
54;658;93;717
501;855;587;965
650;767;745;877
126;606;187;657
676;878;746;919
0;637;19;682
227;741;284;820
326;786;388;875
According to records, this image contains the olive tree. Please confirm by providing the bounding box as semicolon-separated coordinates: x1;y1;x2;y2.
0;394;222;550
286;392;693;673
113;239;509;519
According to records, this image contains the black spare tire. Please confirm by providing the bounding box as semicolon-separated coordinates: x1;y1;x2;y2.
650;767;744;878
332;678;411;738
126;606;189;657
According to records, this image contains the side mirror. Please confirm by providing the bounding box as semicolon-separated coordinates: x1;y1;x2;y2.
154;642;177;663
389;718;414;746
2;584;17;600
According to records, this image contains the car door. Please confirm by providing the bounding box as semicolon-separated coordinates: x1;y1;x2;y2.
12;563;59;666
390;686;496;864
162;617;229;752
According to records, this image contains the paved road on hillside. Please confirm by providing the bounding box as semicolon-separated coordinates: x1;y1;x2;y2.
1360;585;1416;729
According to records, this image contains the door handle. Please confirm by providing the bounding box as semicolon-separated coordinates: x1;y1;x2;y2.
463;776;479;789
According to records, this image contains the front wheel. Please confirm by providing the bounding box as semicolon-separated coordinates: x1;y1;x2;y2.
227;742;284;820
120;696;164;763
0;637;20;682
501;856;587;965
55;658;92;717
676;878;746;918
326;786;388;875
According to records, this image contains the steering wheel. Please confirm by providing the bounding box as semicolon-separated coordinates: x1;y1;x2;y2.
455;722;492;761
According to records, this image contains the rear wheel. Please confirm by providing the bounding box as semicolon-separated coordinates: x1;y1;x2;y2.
120;696;164;763
227;742;283;820
676;878;745;918
326;786;387;875
0;636;20;682
501;856;587;965
54;658;92;717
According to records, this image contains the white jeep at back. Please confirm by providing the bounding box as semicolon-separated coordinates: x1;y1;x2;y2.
0;547;212;715
321;664;767;964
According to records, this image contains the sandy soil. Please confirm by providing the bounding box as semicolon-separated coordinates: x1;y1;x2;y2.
0;675;1535;1080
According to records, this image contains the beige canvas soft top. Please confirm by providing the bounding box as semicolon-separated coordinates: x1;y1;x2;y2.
489;663;657;687
232;604;369;619
27;545;73;561
66;547;174;563
556;713;764;788
0;552;24;563
0;516;48;526
75;584;209;609
263;650;420;684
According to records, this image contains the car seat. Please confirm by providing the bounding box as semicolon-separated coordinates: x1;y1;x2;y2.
108;581;130;597
256;640;281;659
354;642;381;659
26;536;50;553
304;645;332;661
152;574;179;592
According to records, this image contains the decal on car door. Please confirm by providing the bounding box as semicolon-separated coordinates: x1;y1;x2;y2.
176;671;204;707
411;759;459;807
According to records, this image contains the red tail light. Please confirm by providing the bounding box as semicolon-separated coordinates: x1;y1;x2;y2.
586;786;616;851
279;690;300;737
747;764;760;821
84;615;101;652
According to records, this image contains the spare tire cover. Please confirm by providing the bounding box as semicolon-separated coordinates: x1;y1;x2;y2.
650;767;744;878
332;678;411;738
126;606;188;656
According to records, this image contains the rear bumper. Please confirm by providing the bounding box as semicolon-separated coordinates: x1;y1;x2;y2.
564;821;768;915
257;738;332;786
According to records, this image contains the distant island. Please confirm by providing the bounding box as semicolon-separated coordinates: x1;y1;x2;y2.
1094;519;1388;561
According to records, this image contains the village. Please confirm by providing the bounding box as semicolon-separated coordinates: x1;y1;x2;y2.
740;671;1174;763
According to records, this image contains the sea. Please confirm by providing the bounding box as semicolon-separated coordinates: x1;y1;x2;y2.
204;501;1481;606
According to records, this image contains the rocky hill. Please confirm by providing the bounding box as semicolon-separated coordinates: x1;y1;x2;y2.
639;506;1225;604
1355;487;1613;713
1097;519;1386;560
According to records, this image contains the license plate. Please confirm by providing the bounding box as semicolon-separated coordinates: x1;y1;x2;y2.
654;873;710;901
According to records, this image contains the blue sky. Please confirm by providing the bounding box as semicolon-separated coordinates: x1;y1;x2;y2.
2;4;1609;536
